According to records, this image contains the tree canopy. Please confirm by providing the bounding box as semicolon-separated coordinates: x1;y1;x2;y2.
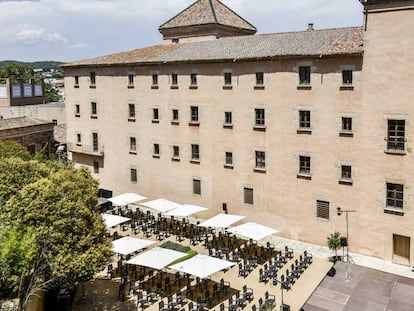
0;141;111;309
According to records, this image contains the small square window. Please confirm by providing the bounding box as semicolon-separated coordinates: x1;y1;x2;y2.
130;137;136;152
244;187;254;205
342;70;353;85
342;117;352;132
93;161;99;174
299;155;311;175
386;183;403;210
128;103;136;120
152;74;158;86
224;72;232;85
90;72;96;86
225;152;233;165
299;66;310;85
255;109;265;126
255;151;266;169
190;106;199;123
153;108;159;122
255;72;264;85
341;165;352;180
193;179;201;195
130;168;137;182
128;74;134;87
190;73;197;86
191;144;200;161
299;110;311;129
316;200;329;219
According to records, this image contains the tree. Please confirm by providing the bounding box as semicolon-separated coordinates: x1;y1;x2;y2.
0;148;111;310
43;83;62;103
0;63;34;81
327;231;342;261
0;141;31;161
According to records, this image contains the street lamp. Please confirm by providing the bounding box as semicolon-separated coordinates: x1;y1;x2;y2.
272;276;290;311
336;207;356;279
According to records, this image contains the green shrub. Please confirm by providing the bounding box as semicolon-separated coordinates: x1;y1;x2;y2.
160;241;191;253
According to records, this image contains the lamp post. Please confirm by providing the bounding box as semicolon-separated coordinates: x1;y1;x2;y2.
336;207;356;279
272;276;290;311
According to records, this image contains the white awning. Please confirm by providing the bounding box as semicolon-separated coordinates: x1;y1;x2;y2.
108;193;147;206
126;247;186;269
227;222;278;241
164;204;208;217
102;214;131;228
198;213;245;228
111;236;155;255
140;198;182;213
169;254;235;279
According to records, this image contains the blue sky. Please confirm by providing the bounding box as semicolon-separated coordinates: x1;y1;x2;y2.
0;0;364;62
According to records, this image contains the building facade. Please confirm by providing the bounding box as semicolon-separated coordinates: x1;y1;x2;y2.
0;79;44;107
63;0;414;265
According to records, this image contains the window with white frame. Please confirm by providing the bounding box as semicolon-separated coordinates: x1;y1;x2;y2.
386;182;403;211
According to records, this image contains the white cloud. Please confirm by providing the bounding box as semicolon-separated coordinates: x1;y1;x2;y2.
15;28;67;46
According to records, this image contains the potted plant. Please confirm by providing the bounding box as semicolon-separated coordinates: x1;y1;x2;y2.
327;231;342;262
260;301;275;311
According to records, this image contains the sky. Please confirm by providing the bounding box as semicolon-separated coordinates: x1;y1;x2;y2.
0;0;364;62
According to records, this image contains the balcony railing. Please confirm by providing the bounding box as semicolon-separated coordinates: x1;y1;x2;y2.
68;142;104;156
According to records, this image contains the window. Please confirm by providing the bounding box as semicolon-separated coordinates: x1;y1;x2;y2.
92;133;99;152
255;151;266;170
255;109;265;126
191;144;200;161
74;75;79;87
128;103;136;120
52;119;58;126
172;145;180;159
386;183;403;210
93;161;99;174
91;102;97;117
342;117;352;132
190;106;199;123
255;72;264;85
152;108;159;122
387;120;405;152
190;73;197;86
152;74;158;86
130;168;137;182
128;74;134;87
225;152;233;166
244;187;254;205
172;109;179;123
299;66;311;85
90;72;96;87
224;72;232;86
341;165;352;181
316;200;330;220
171;73;178;87
153;143;160;157
299;110;311;129
130;137;136;153
76;133;81;145
75;104;80;116
193;179;201;195
224;111;232;125
299;155;311;175
342;70;353;85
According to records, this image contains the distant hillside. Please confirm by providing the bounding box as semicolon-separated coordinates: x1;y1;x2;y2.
0;60;64;72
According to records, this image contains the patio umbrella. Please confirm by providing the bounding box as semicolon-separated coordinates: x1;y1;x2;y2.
198;213;245;229
102;214;131;228
126;247;186;269
227;222;278;241
141;198;182;213
108;193;147;206
111;236;155;256
169;254;235;279
164;204;208;217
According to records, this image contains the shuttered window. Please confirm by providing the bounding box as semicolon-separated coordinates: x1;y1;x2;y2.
316;200;330;219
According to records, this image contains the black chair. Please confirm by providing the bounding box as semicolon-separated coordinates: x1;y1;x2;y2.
159;300;169;311
238;262;249;277
304;250;313;264
242;285;254;301
265;291;276;304
219;303;225;311
285;246;294;259
136;291;150;308
220;278;229;294
107;264;113;279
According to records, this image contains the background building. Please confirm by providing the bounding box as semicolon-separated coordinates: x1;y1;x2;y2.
63;0;414;265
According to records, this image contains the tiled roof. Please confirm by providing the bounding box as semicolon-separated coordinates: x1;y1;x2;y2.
0;116;53;130
159;0;256;32
62;27;364;68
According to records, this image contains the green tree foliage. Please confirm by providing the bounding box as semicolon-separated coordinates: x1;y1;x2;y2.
0;141;31;161
0;142;111;309
43;82;62;103
327;231;342;258
0;63;34;81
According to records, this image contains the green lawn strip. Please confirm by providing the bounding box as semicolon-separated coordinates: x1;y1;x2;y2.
159;241;198;266
167;249;197;267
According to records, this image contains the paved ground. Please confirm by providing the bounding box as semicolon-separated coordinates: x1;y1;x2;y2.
303;261;414;311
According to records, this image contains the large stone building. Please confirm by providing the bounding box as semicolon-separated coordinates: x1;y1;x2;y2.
62;0;414;265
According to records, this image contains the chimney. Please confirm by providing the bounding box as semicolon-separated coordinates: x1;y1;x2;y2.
307;23;314;31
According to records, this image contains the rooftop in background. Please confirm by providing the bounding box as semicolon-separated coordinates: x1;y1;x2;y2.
0;116;53;130
62;26;363;68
